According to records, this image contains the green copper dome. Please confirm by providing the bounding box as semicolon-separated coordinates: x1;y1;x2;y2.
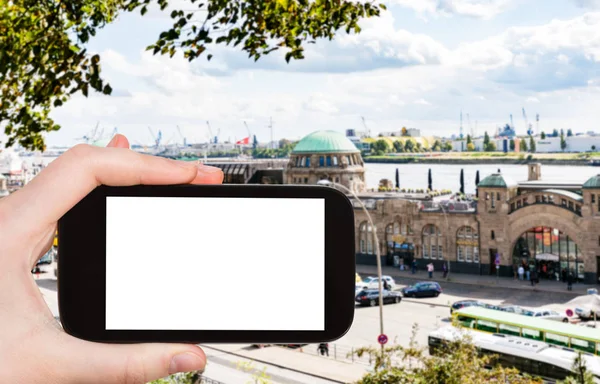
478;173;516;188
583;175;600;189
292;131;359;154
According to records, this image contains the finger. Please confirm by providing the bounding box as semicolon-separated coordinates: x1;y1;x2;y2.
0;144;223;236
106;134;130;149
51;335;206;384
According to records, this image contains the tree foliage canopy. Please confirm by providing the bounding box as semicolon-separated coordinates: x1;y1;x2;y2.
354;324;542;384
0;0;384;150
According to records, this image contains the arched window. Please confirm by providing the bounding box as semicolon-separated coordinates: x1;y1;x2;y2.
422;225;443;260
359;222;375;254
457;226;479;263
385;222;401;253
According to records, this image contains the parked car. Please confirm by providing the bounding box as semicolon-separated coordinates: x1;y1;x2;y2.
357;276;396;291
32;249;54;274
355;289;402;307
402;282;442;298
450;300;483;314
498;305;527;314
576;307;596;320
530;308;571;323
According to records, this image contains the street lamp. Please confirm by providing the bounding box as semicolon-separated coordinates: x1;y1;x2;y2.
317;179;385;354
438;202;451;280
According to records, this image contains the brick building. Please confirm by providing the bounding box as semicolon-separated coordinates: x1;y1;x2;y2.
354;163;600;285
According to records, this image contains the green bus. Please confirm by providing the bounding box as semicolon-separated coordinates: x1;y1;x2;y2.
454;306;600;356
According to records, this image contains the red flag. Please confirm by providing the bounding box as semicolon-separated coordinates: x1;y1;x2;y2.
236;137;250;145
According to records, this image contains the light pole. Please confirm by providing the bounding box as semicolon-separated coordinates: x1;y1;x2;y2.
317;179;385;355
438;202;450;280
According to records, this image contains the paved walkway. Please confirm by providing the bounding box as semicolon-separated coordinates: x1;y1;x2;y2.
202;344;368;383
357;264;597;296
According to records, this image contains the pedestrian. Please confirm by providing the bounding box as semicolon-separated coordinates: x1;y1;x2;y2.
526;265;531;281
530;269;537;287
442;262;448;278
518;265;524;280
428;263;434;278
567;272;573;291
562;268;567;283
412;259;417;274
318;343;329;356
383;279;390;291
513;264;518;280
542;263;547;279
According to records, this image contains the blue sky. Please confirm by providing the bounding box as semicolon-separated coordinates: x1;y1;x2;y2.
43;0;600;146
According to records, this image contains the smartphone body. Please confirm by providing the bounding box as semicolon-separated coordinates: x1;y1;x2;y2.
57;184;355;344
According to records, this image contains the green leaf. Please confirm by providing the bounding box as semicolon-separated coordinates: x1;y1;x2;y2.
102;84;112;95
53;99;63;107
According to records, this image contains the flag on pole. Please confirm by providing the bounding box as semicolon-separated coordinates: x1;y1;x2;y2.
236;137;250;145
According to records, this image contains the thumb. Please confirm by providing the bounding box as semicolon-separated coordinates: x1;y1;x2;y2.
60;337;206;384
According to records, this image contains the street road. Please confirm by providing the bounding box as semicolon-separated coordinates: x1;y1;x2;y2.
35;269;586;383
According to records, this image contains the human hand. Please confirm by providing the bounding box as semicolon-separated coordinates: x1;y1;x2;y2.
0;135;223;383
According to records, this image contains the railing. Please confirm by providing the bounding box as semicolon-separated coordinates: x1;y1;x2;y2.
276;343;404;366
277;343;373;365
509;193;582;217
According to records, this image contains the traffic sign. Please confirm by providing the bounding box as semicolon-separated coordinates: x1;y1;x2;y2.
567;309;574;317
378;334;388;345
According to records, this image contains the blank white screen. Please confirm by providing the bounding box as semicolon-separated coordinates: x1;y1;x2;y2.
105;196;325;331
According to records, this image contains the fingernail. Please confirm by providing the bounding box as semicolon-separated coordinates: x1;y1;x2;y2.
169;352;205;375
198;164;223;174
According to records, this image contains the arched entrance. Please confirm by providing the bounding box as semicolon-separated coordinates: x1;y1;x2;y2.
512;226;584;282
385;222;415;267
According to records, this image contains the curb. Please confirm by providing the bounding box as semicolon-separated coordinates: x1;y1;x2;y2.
358;269;587;296
401;298;450;308
202;345;348;384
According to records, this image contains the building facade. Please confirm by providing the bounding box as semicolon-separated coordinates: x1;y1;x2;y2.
354;163;600;284
285;130;366;193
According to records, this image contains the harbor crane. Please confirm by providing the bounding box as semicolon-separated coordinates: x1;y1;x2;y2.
176;125;187;147
76;122;102;144
523;107;533;136
466;113;473;138
206;121;220;144
244;121;252;138
360;116;371;138
459;111;464;139
147;127;162;148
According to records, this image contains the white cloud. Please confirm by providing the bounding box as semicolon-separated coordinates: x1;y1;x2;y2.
44;5;600;147
502;12;600;61
414;98;432;105
303;94;340;114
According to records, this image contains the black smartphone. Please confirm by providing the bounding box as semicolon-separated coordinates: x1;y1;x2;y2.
57;184;355;344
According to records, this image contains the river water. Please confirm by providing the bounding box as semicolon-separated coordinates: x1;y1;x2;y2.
364;163;600;194
24;156;600;194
